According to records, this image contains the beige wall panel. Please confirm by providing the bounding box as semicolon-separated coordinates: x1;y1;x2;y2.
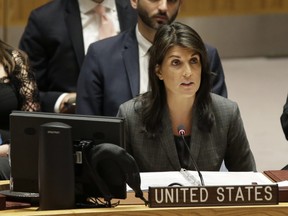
180;0;288;17
0;0;49;44
1;0;288;25
1;0;288;57
178;13;288;58
0;0;49;25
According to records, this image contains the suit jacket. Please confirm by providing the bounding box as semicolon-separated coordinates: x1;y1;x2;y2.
76;27;228;116
117;93;256;172
281;95;288;140
19;0;137;112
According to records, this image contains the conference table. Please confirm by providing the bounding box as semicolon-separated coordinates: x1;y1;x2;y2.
2;173;288;216
1;200;288;216
1;181;288;216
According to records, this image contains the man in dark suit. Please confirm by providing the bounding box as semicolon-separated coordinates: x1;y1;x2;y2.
76;0;227;116
19;0;137;113
281;94;288;140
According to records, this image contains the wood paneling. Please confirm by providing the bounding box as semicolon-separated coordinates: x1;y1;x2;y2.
180;0;288;17
1;0;288;26
0;0;49;26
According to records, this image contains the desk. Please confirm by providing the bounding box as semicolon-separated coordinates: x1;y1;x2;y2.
0;203;288;216
1;181;288;215
1;191;288;216
0;180;9;191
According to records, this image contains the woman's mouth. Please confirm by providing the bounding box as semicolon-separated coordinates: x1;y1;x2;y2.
181;82;193;86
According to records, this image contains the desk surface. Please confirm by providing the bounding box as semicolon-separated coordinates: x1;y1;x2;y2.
1;203;288;216
1;181;288;215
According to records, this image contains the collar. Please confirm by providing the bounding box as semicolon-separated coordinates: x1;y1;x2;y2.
135;24;152;56
78;0;116;14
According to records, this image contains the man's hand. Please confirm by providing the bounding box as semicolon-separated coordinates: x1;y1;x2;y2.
0;144;9;157
59;93;76;114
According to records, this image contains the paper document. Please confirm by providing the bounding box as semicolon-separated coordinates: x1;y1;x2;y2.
127;170;275;191
277;180;288;187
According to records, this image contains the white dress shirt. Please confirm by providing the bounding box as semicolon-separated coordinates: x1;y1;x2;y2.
55;0;119;113
135;25;152;94
78;0;120;54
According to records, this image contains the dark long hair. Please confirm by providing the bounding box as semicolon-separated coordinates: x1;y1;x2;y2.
0;39;40;112
137;22;214;135
0;39;29;74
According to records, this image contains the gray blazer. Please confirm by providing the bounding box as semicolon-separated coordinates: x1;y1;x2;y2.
117;93;256;172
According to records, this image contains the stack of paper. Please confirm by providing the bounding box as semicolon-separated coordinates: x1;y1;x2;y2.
128;170;275;191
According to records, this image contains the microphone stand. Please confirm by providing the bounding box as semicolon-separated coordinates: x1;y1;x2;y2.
178;126;205;186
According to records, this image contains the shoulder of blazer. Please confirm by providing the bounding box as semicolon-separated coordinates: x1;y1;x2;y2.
65;0;80;14
28;0;70;23
211;93;236;106
116;0;138;29
204;43;219;57
31;0;66;14
89;27;137;52
210;93;238;117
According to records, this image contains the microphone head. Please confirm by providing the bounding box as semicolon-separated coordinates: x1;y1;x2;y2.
177;125;186;136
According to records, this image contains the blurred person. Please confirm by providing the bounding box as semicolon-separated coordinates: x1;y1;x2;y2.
117;22;256;172
0;39;40;179
19;0;137;113
281;94;288;140
76;0;227;116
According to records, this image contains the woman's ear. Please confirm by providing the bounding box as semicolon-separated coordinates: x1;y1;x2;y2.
155;65;163;80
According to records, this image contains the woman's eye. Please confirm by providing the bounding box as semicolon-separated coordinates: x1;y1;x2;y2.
171;59;180;66
191;57;199;64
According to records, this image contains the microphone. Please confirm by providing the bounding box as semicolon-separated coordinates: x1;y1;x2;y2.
177;125;205;186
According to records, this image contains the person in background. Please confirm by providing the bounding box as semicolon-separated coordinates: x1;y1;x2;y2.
76;0;227;117
117;22;256;172
281;94;288;140
0;39;40;180
19;0;137;113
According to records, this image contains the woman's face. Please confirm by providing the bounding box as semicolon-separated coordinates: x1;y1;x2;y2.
156;45;201;98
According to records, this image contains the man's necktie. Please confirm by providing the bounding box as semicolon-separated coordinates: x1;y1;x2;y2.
94;4;117;40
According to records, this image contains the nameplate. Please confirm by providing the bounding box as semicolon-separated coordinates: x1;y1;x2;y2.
148;185;278;207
